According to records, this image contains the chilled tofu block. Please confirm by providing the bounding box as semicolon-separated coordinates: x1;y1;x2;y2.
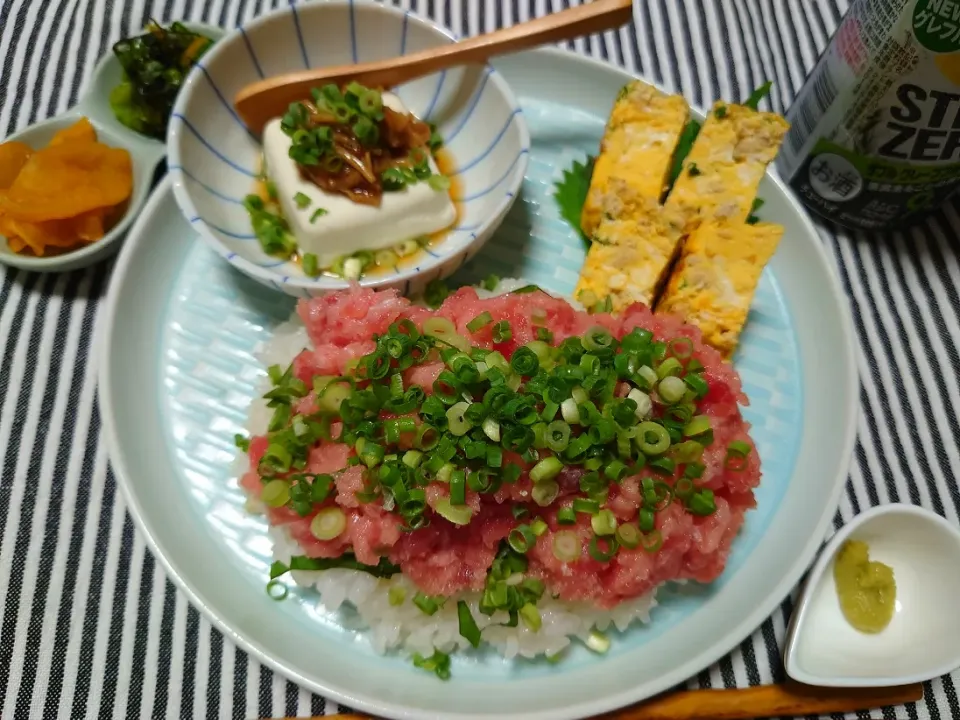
656;221;784;358
261;93;456;267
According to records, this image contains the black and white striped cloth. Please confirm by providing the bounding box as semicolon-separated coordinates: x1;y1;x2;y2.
1;0;958;717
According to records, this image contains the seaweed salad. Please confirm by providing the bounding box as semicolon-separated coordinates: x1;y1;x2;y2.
110;21;214;140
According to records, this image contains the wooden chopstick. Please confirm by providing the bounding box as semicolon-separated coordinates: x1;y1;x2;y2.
267;681;923;720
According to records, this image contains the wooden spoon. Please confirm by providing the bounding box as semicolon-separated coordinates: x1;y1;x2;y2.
234;0;633;134
268;682;923;720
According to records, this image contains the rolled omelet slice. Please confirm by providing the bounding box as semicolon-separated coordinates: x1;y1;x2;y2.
575;178;685;310
579;80;689;239
656;221;784;359
575;98;789;314
667;101;790;233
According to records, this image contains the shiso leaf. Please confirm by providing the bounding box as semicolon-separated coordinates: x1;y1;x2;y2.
269;554;400;580
743;80;774;110
457;600;482;648
553;155;595;245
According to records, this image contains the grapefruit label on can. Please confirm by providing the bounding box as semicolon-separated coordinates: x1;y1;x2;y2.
777;0;960;229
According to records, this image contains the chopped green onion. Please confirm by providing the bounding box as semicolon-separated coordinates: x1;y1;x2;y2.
616;523;640;549
640;529;663;553
532;479;560;507
437;463;455;484
417;424;440;450
557;506;576;525
530;456;563;483
434;497;473;525
657;357;683;379
428;174;451;192
552;530;581;562
310;474;333;503
525;340;552;362
649;457;676;475
508;524;537;553
388;586;406;606
671;440;704;464
446;401;473;436
480;273;500;291
265;579;288;601
561;398;581;425
667;337;694;359
536;327;554;342
638;508;655;533
302;252;320;277
450;470;466;505
728;440;752;456
604;458;629;482
530;518;548;536
684;415;712;438
588;534;619;562
638;365;658;388
310;208;328;223
412;650;451;680
583;326;615;354
293;191;311;209
310;507;346;540
259;443;293;475
492;320;512;344
510;347;540;376
573;498;600;515
457;600;482;647
674;477;695;500
684;372;709;398
467;312;493;333
591;509;618;536
545;421;571;452
359;440;385;468
637;421;671;455
642;479;674;510
481;417;501;442
519;602;542;631
261;480;291;508
658;375;686;404
585;629;610;654
413;592;443;615
318;381;351;412
403;452;423;469
688;489;716;516
627;388;652;419
424;315;456;338
532;422;548;450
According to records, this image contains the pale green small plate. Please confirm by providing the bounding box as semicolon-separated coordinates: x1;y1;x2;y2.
0;22;222;273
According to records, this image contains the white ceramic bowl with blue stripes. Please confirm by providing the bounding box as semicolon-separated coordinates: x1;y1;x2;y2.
167;0;529;298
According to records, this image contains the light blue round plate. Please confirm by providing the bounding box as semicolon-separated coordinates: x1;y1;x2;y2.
99;48;859;720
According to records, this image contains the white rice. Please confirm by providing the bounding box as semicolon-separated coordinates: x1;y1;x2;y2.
238;279;659;660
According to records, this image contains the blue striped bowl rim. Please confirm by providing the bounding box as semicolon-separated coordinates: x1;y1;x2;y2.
167;0;530;293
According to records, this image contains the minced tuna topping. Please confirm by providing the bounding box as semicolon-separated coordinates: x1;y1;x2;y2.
237;284;761;669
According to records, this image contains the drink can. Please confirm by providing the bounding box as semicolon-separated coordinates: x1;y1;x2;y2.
777;0;960;230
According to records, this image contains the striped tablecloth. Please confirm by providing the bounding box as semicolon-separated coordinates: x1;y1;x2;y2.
2;1;958;718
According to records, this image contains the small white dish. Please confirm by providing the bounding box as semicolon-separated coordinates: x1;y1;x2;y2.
0;22;223;273
167;0;529;298
784;503;960;687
